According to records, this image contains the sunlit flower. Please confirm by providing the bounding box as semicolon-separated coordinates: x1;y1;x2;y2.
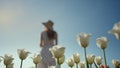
58;55;65;65
17;49;30;60
31;53;42;68
49;45;65;58
77;32;91;68
17;49;30;68
96;37;108;67
49;45;65;68
108;22;120;40
77;32;91;48
31;53;42;64
112;59;120;68
66;58;74;68
87;54;95;65
73;53;80;64
79;61;85;68
95;56;102;65
73;53;80;68
7;63;14;68
0;54;14;67
96;37;108;49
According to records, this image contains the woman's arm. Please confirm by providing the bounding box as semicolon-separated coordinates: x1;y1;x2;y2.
40;32;43;47
54;32;58;45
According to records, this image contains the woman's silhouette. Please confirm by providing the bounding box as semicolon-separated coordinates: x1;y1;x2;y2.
38;20;58;68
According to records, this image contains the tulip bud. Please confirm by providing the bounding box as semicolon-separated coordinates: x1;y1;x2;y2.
1;54;14;66
112;59;120;68
31;53;42;64
95;56;102;65
66;58;74;67
108;22;120;40
77;32;91;48
79;61;85;68
58;55;65;64
87;54;95;65
17;49;30;60
96;37;108;49
73;53;80;64
7;63;14;68
49;45;65;58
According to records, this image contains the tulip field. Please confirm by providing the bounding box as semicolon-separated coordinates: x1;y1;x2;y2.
1;0;120;68
0;22;120;68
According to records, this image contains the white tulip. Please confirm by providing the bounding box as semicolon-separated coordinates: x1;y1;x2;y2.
96;37;109;49
108;22;120;40
17;49;30;60
58;55;65;64
7;63;14;68
17;49;30;68
49;45;65;58
95;56;102;65
77;33;91;68
31;53;42;64
79;61;85;68
73;53;80;64
96;37;108;67
87;54;95;64
66;58;74;67
0;54;14;66
112;59;120;68
77;32;91;48
49;45;65;68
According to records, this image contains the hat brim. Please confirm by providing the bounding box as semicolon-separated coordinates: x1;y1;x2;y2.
42;22;47;26
42;21;53;28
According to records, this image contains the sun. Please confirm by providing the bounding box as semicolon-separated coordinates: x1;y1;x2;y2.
0;9;14;27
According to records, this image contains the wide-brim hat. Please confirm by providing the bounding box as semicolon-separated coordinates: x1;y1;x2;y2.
42;20;54;30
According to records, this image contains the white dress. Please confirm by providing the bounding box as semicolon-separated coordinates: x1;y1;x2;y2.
38;31;56;68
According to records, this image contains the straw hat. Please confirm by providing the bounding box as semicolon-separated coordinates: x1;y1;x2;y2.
42;20;54;30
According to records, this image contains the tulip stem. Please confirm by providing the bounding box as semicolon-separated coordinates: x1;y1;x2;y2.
35;64;37;68
90;64;92;68
20;60;23;68
84;48;89;68
94;62;98;68
116;66;119;68
59;64;61;68
76;63;78;68
98;65;100;68
6;65;7;68
57;64;61;68
57;58;61;68
103;49;107;68
57;58;59;64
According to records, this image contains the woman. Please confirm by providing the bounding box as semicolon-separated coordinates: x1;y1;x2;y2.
38;20;58;68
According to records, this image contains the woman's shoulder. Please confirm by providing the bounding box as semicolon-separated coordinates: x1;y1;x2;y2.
41;31;46;35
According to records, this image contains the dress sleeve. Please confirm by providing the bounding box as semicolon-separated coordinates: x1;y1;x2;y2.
40;32;44;47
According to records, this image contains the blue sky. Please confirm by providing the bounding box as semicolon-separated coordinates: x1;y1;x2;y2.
0;0;120;68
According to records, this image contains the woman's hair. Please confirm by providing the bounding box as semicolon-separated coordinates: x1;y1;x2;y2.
46;29;56;40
